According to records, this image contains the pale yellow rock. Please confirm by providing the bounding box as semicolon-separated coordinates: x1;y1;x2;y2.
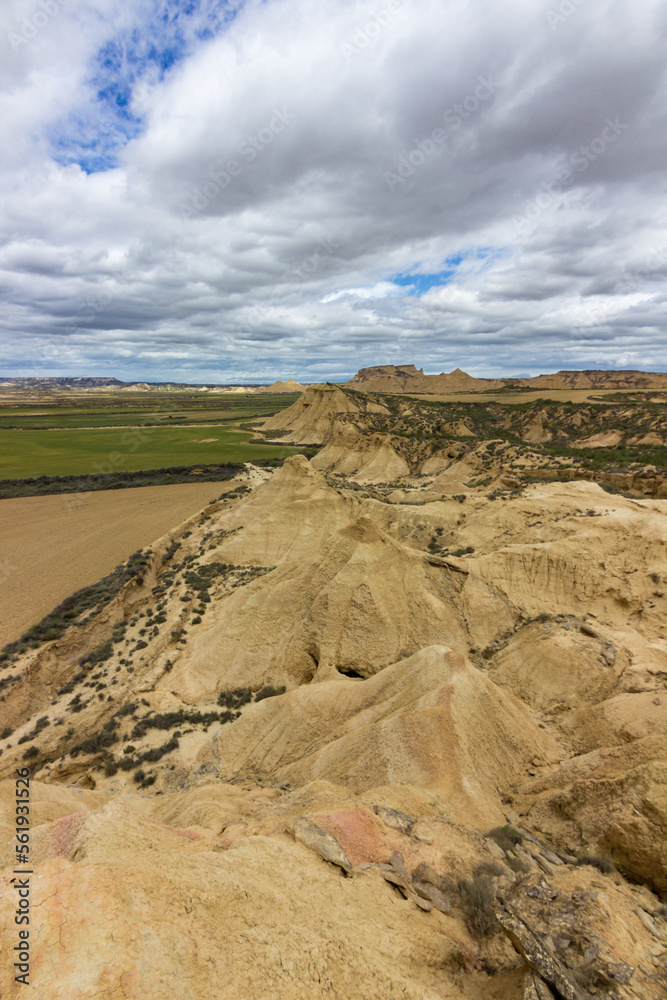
261;384;386;444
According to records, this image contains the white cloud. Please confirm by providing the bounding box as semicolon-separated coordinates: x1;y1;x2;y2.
321;282;406;303
0;0;667;381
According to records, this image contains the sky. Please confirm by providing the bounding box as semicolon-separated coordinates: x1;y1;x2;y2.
1;0;666;384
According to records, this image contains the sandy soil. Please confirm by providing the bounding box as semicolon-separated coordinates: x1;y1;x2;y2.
0;482;229;646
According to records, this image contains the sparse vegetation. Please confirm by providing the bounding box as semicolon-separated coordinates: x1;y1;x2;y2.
17;716;50;745
488;825;524;853
1;550;153;666
576;855;616;874
457;873;498;937
79;640;114;668
130;709;232;739
254;685;287;701
218;687;253;710
115;702;137;718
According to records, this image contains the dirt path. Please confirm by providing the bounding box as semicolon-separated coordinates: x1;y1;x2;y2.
0;482;231;647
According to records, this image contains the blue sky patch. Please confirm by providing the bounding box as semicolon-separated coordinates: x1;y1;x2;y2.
391;248;506;296
51;0;244;173
391;269;457;296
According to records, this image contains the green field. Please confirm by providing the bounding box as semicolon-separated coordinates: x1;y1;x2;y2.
0;391;302;479
0;426;298;479
0;393;300;429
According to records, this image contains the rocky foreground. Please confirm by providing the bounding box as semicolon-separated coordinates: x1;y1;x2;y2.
1;389;667;999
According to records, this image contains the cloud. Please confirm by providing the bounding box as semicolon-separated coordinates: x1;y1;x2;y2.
0;0;666;381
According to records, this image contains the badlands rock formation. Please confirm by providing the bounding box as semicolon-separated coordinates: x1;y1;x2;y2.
346;364;667;394
263;383;667;498
1;387;667;999
254;377;306;393
261;383;388;444
347;364;506;393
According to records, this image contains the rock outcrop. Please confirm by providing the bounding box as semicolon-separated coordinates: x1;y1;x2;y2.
260;384;384;443
345;364;667;394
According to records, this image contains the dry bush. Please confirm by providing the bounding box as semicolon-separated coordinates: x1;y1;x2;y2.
458;874;498;938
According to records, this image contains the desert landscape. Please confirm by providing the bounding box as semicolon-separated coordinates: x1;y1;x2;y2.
3;0;666;992
1;368;666;999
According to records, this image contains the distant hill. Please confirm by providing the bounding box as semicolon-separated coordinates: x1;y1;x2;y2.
254;379;306;394
345;364;667;393
347;365;505;393
0;376;127;390
523;369;667;390
0;377;306;393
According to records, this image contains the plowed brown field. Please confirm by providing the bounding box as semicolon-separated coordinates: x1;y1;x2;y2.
0;483;228;646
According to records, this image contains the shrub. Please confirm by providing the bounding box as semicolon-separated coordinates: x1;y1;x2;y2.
70;724;119;757
112;624;127;643
218;687;252;710
0;726;13;739
114;703;137;719
488;825;523;853
162;541;181;564
576;855;615;874
130;709;227;738
141;736;179;763
17;716;50;744
133;769;146;783
79;640;114;667
474;860;506;878
254;685;286;702
23;746;39;759
104;760;118;777
458;875;498;937
506;854;529;874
